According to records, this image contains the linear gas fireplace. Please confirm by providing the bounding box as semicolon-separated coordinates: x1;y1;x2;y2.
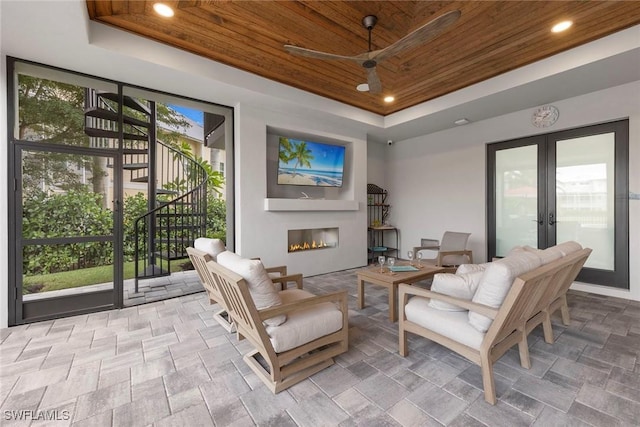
288;227;338;253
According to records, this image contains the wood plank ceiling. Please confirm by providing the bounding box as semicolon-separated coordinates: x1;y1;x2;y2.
87;1;640;115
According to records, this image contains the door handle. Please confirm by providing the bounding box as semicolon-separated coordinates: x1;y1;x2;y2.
549;213;557;226
532;213;544;225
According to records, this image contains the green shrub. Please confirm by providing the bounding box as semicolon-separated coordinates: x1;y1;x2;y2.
122;193;148;260
22;189;113;275
207;195;227;243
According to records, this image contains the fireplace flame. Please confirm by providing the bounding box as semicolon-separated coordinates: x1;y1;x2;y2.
289;239;328;252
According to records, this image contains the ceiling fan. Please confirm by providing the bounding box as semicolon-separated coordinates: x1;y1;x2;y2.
284;10;461;94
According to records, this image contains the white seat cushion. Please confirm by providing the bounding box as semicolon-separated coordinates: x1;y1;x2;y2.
405;296;484;350
194;238;226;261
216;251;286;327
266;289;343;353
469;251;542;332
428;271;484;311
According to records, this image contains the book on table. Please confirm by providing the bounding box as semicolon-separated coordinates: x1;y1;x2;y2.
390;265;419;272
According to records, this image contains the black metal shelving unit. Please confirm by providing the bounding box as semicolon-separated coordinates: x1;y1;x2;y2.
367;184;398;264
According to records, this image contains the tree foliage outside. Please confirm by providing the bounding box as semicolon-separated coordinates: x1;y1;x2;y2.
18;76;86;144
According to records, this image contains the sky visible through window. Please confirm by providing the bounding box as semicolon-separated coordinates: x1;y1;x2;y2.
169;104;203;126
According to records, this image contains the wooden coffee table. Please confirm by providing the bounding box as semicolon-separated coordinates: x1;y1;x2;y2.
357;264;445;322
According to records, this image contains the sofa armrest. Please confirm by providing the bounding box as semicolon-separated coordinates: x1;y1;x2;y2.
398;283;498;319
258;290;348;321
271;273;303;289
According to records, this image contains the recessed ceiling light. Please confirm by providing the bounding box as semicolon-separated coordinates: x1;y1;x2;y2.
551;20;572;33
356;83;370;92
153;3;174;18
384;96;395;103
454;118;470;126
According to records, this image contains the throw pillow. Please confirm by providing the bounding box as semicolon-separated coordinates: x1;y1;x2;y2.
468;251;542;332
194;238;226;261
429;271;484;311
216;251;286;326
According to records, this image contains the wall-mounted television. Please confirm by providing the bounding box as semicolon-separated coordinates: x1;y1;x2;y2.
277;137;345;187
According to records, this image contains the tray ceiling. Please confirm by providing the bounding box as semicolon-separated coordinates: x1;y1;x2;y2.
86;1;640;115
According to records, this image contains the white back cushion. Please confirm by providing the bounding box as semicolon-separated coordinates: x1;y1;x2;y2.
429;271;484;311
469;251;542;332
555;241;583;256
194;238;226;261
529;246;563;264
456;263;490;275
216;251;286;326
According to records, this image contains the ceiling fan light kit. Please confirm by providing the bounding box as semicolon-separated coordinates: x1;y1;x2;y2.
284;10;461;97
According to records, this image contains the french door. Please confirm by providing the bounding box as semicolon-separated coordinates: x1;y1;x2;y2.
487;120;629;288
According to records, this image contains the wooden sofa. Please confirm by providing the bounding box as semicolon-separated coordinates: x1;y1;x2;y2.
398;243;591;404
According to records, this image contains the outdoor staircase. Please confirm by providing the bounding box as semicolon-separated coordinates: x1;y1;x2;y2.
84;90;208;292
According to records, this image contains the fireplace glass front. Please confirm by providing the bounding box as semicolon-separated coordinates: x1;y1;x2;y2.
288;227;338;253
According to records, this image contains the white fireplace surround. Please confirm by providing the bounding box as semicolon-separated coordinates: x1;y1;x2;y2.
264;198;358;211
236;116;368;277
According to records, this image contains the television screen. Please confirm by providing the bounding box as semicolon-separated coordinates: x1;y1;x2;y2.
277;137;345;187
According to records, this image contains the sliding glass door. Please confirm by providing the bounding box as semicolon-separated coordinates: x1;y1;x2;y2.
8;58;235;325
488;120;629;288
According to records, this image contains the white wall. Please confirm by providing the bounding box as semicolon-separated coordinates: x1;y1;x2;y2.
384;81;640;301
367;140;387;189
235;104;368;276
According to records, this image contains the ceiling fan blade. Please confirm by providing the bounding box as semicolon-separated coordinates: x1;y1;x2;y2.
284;45;362;62
366;67;382;94
373;10;461;63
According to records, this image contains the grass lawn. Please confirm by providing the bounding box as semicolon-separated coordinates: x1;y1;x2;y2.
23;258;191;293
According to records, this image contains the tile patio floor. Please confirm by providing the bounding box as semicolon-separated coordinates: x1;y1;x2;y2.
2;268;640;426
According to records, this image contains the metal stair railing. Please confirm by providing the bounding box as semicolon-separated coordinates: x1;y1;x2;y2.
84;89;208;293
133;140;208;292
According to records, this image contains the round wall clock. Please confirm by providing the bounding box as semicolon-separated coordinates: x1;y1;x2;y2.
532;105;559;128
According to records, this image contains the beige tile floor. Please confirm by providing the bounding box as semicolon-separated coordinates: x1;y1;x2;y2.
1;269;639;426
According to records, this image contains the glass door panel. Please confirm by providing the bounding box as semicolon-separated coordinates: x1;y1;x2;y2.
19;148;118;322
555;134;615;270
494;144;539;256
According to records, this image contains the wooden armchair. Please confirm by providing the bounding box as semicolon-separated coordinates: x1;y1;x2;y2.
187;247;235;332
188;247;304;332
398;248;591;404
206;259;349;393
412;231;473;272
